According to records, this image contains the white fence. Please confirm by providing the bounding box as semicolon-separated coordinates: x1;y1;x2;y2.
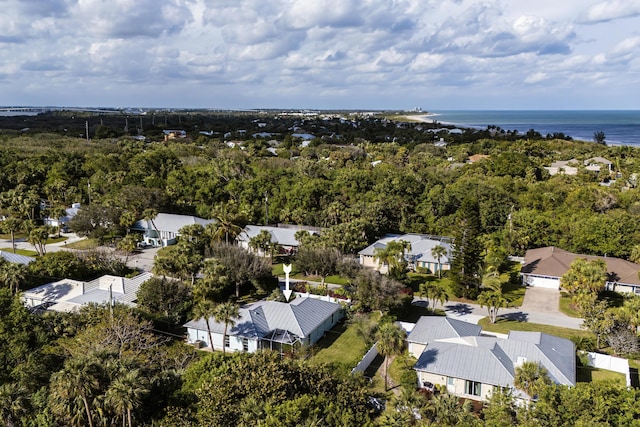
293;291;351;305
352;342;379;375
584;351;631;387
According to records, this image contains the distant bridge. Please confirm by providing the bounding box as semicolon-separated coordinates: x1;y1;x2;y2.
0;107;123;114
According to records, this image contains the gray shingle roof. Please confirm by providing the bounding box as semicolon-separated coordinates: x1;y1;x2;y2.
407;316;482;344
184;297;341;340
521;246;640;286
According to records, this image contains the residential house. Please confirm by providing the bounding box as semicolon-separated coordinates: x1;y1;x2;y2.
408;316;575;401
22;272;153;312
237;224;321;256
163;129;187;141
0;250;34;265
545;157;613;176
358;233;453;274
43;202;81;231
467;154;490;164
132;213;215;247
184;297;343;353
521;246;640;293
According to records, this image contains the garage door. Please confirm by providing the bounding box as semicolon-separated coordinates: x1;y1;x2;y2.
525;276;560;289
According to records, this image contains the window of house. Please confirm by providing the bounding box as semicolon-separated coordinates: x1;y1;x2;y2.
242;338;249;352
447;377;455;386
224;336;230;347
465;380;481;396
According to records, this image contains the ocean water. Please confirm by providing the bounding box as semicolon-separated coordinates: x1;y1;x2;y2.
429;110;640;147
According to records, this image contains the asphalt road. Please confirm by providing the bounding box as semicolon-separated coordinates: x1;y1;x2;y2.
9;234;583;330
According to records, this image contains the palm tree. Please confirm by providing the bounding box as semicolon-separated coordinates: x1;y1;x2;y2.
213;302;240;355
193;299;217;351
481;268;502;293
376;322;406;391
208;204;244;245
477;290;508;323
142;209;160;246
0;262;27;295
49;357;101;427
620;296;640;333
374;240;411;277
514;361;551;401
420;281;449;311
0;217;22;254
105;370;148;427
431;245;448;278
424;392;474;426
49;205;69;238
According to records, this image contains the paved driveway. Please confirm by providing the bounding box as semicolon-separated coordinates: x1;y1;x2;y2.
520;287;561;314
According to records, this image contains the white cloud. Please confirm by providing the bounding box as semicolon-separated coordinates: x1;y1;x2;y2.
0;0;638;109
582;1;640;23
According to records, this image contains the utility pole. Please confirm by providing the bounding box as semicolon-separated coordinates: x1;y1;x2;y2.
85;121;89;141
264;192;269;225
87;182;91;205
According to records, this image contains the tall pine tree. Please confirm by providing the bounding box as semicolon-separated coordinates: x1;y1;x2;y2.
450;197;483;298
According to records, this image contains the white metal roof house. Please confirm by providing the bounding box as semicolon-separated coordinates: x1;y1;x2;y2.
358;233;453;274
0;250;34;265
408;316;575;401
43;202;81;230
22;272;153;312
133;213;215;247
237;225;320;255
184;297;343;354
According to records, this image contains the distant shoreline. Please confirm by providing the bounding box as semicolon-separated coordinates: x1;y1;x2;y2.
401;113;440;123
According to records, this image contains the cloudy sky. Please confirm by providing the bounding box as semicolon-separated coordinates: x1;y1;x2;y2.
1;0;639;110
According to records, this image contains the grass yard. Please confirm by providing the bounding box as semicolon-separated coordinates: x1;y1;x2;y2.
65;238;98;250
559;294;581;317
0;247;38;257
47;236;68;244
577;365;626;385
310;321;370;375
478;317;593;341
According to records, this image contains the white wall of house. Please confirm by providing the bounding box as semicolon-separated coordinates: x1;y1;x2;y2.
359;255;388;274
522;275;560;289
408;342;426;359
605;282;639;294
186;328;258;352
417;371;494;401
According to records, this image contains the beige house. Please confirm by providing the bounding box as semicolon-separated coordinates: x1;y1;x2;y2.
408;316;575;401
521;246;640;293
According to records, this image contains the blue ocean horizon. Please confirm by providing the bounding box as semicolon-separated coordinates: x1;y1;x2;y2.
429;110;640;147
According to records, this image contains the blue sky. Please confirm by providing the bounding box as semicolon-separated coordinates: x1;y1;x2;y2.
1;0;639;110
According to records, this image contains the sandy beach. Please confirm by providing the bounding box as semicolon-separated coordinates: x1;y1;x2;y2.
401;113;440;123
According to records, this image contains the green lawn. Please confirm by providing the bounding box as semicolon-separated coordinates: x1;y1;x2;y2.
478;317;593;341
577;365;626;385
0;247;38;257
65;238;99;250
310;321;370;375
559;294;581;317
47;236;68;244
